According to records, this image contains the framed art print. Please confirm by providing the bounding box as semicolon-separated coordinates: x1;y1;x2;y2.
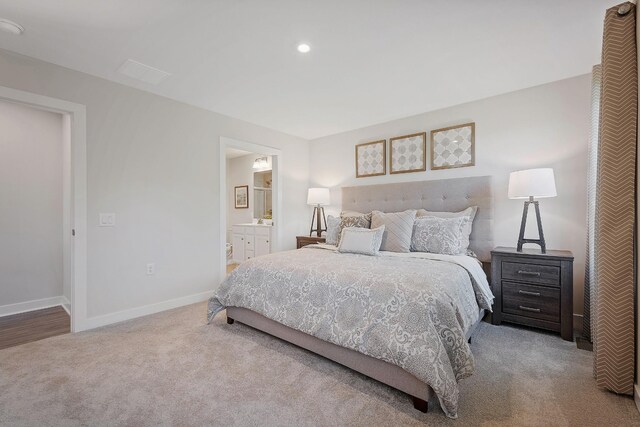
355;140;386;178
234;185;249;209
430;122;475;170
389;132;426;174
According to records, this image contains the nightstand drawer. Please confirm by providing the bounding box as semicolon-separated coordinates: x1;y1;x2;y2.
502;281;560;322
502;261;560;286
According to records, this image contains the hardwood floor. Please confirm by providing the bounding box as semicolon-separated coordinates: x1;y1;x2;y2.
227;263;239;274
0;306;70;350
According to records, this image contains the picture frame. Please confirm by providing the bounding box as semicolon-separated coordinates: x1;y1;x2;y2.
355;139;386;178
234;185;249;209
430;122;475;170
389;132;426;174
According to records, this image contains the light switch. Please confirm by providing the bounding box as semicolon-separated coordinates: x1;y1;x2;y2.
99;213;116;227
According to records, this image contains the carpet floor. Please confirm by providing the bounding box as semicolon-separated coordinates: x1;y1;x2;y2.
0;302;638;426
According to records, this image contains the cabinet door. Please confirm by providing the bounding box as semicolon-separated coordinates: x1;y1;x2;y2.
232;234;245;262
245;234;255;256
255;235;271;257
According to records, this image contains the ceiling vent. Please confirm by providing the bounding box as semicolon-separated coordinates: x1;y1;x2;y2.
116;59;171;85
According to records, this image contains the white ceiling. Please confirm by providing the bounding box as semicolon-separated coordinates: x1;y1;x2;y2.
0;0;611;139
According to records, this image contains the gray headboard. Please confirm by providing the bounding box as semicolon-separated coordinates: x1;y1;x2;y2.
341;176;494;261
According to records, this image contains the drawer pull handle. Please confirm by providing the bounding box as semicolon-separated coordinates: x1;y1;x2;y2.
519;305;541;313
518;290;541;297
518;270;541;277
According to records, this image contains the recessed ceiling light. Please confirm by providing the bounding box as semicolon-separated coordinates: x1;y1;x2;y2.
0;19;24;36
297;43;311;53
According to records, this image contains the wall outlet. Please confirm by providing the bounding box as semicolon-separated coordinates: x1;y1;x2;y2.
146;263;155;275
99;213;116;227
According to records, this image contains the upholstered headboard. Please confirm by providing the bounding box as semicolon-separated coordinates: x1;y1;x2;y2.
341;176;494;261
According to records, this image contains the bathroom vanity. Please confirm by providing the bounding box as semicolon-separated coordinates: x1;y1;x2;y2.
231;224;272;262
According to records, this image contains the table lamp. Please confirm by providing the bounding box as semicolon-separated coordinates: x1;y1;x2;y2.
508;168;557;253
307;188;330;237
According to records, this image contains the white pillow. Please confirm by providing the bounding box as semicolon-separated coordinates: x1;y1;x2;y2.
338;225;385;256
325;215;340;245
411;216;471;255
417;206;477;221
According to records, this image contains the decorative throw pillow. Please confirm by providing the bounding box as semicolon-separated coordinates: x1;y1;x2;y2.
370;210;416;253
337;212;371;244
325;215;340;245
416;206;477;246
416;206;477;220
338;225;385;256
411;216;471;255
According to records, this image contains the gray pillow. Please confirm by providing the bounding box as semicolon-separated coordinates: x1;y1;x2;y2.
416;206;477;243
337;212;371;244
338;225;385;256
411;216;471;255
325;215;340;245
370;210;416;253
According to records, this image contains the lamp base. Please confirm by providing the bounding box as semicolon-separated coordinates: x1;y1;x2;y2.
309;206;327;238
517;196;547;254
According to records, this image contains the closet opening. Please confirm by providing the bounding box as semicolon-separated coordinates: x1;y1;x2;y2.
0;85;87;334
0;100;70;348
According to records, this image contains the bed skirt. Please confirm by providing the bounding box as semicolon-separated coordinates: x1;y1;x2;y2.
225;306;485;405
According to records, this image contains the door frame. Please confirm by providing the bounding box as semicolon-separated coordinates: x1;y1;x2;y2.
0;85;88;332
218;137;282;283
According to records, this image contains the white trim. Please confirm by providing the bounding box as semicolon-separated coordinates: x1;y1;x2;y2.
0;296;69;317
81;291;213;330
62;115;73;313
0;85;88;332
218;137;283;284
60;296;71;316
634;384;640;414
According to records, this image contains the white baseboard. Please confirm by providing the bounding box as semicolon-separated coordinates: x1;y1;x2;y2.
635;384;640;414
78;290;213;331
60;296;71;315
0;296;68;317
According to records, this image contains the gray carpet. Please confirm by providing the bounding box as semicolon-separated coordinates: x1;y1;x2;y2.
0;302;638;426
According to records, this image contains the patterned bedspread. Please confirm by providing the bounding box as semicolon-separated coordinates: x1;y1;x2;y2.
208;246;493;418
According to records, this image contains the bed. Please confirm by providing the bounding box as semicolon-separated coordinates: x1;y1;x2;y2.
208;176;494;418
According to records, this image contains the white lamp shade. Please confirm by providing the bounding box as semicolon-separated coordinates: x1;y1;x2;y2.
508;168;557;199
307;188;330;205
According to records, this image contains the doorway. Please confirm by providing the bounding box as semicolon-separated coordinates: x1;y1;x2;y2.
0;86;87;333
218;137;282;283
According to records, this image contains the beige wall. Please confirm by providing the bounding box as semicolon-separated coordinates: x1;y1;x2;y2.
0;49;310;320
0;100;64;306
309;74;591;316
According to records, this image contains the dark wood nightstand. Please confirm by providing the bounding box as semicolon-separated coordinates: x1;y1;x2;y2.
491;246;574;341
296;235;326;249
